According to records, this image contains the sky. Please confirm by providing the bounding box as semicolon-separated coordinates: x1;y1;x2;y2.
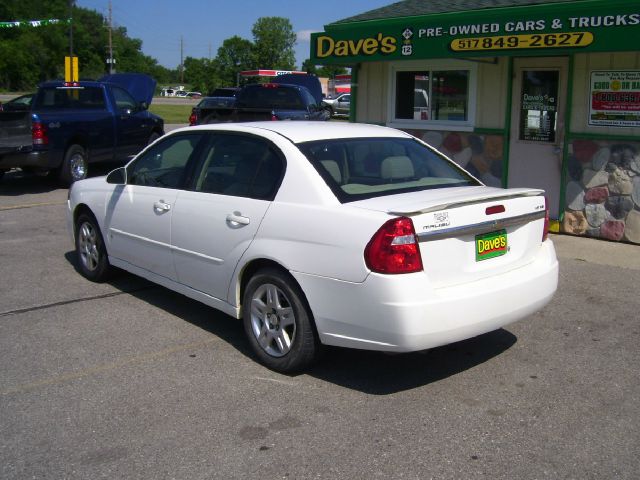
75;0;394;70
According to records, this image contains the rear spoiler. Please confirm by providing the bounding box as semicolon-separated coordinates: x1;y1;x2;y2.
388;188;544;216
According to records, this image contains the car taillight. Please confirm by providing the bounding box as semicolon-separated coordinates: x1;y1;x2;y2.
364;217;423;274
542;196;550;242
32;121;48;145
188;108;197;126
271;112;278;121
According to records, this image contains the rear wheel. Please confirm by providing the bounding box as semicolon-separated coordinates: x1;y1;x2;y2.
243;268;320;373
60;144;88;185
75;212;113;282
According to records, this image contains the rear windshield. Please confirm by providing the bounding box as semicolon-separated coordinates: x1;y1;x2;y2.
236;86;304;109
298;137;479;203
35;87;106;110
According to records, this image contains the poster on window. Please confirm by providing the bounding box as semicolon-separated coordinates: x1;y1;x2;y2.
589;71;640;127
519;70;558;143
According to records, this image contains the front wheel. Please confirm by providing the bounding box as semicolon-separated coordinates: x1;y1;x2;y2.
60;144;88;185
243;268;320;373
75;213;113;282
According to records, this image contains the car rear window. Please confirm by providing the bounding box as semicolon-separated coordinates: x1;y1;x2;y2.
35;87;106;110
236;85;303;109
298;137;479;202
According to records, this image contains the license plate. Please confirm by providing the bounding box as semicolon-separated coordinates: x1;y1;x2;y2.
475;229;507;261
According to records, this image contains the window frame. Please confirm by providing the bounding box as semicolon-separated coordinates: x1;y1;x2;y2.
111;86;139;112
187;131;287;201
126;132;207;190
387;59;478;131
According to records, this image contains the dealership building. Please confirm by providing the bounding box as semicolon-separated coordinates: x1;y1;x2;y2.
311;0;640;244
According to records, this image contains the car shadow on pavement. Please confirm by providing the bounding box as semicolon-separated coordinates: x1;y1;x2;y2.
64;251;517;394
0;170;61;195
1;163;125;196
307;330;517;395
63;252;252;354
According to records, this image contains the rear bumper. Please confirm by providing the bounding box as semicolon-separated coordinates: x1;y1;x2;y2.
0;149;52;170
293;240;558;352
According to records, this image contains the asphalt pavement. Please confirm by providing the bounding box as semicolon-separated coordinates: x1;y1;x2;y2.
0;175;638;479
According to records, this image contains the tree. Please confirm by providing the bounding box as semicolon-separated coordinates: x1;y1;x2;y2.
0;1;176;90
251;17;296;70
301;59;317;75
216;36;254;87
317;65;348;79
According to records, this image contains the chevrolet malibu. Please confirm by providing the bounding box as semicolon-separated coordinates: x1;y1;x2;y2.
67;122;558;372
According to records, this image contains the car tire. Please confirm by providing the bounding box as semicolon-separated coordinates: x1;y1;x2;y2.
324;106;333;118
75;212;113;283
60;144;88;185
243;268;320;373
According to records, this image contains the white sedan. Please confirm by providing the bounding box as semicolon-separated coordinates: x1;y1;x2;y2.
67;122;558;372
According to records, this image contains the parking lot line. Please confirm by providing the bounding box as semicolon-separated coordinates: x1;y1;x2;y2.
0;338;218;396
0;201;67;211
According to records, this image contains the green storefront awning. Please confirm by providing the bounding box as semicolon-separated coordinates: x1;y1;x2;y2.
311;0;640;64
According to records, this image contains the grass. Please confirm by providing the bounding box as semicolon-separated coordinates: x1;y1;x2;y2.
149;104;192;124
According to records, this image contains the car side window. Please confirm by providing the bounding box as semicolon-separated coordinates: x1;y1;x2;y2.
192;134;284;200
112;86;138;111
128;133;204;189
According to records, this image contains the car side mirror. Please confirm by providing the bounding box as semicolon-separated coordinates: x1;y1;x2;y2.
139;101;148;110
106;167;126;185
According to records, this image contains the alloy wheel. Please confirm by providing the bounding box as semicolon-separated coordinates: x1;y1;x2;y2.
249;283;297;357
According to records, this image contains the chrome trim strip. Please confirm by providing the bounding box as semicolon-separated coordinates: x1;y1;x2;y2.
417;210;545;242
109;228;223;264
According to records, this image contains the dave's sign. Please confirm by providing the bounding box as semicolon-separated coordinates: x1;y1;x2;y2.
315;33;397;58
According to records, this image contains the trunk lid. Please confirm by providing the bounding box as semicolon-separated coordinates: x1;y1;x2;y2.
351;186;548;288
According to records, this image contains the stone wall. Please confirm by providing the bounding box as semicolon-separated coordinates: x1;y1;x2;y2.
403;130;505;188
563;139;640;244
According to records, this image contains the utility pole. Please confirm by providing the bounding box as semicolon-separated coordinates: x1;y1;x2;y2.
209;42;212;61
107;0;114;74
180;35;184;83
68;0;74;56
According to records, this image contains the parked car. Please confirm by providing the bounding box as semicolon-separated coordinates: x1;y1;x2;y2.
67;122;558;372
0;93;35;112
0;73;163;184
190;82;327;124
186;91;202;98
175;90;188;97
322;93;350;117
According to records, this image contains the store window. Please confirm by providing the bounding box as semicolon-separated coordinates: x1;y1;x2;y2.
391;62;476;129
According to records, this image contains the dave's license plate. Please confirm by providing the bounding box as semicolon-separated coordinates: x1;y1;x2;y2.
475;229;508;261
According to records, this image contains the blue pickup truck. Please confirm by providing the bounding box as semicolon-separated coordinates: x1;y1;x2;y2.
0;73;164;185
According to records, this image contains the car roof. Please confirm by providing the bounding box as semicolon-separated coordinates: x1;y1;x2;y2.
185;121;413;144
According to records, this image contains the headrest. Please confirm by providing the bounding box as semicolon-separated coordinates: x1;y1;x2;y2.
381;156;414;180
320;160;342;183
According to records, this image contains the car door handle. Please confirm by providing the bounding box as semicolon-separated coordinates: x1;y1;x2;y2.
226;213;250;226
153;201;171;213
